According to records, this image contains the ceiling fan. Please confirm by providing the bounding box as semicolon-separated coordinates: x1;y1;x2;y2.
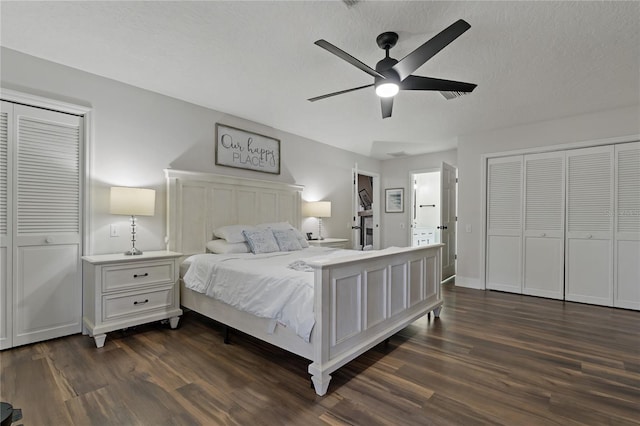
308;19;477;118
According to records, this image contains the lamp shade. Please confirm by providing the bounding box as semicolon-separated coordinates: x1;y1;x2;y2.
303;201;331;218
110;187;156;216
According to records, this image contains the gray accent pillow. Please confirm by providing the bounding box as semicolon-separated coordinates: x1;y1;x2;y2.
257;221;309;248
242;229;280;254
273;229;303;251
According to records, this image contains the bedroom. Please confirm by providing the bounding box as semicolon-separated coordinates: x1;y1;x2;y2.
1;1;639;424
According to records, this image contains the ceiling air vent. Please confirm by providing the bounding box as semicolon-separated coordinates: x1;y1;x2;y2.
387;151;410;158
440;91;470;100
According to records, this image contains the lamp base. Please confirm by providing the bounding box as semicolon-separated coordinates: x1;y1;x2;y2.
125;247;143;256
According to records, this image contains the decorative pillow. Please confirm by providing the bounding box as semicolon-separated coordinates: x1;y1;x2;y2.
214;224;257;243
257;222;309;248
242;229;280;254
272;229;303;251
206;239;250;254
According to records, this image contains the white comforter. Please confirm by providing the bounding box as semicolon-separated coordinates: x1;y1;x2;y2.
182;247;361;342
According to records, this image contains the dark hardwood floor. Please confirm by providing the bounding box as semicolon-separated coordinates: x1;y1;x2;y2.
2;283;639;425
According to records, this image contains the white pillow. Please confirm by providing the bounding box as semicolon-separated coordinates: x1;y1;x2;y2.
206;239;250;254
272;229;303;251
214;224;257;243
257;222;309;248
242;229;280;254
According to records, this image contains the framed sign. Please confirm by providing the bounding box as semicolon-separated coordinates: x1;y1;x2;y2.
215;123;280;174
385;188;404;213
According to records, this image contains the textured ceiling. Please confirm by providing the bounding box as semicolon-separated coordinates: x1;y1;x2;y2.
1;1;639;159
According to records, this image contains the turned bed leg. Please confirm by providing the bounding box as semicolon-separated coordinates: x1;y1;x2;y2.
93;333;107;348
169;316;180;329
433;306;443;318
311;373;332;396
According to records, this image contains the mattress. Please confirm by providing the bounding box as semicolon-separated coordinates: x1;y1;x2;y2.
181;247;364;342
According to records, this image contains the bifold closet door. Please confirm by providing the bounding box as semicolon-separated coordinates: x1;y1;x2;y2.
614;141;640;310
0;101;12;349
486;156;523;293
565;145;614;306
522;151;565;299
13;104;83;346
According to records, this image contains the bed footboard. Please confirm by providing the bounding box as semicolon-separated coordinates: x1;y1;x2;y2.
308;244;443;396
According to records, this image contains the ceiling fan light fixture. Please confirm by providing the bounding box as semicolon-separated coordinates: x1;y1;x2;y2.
375;82;399;98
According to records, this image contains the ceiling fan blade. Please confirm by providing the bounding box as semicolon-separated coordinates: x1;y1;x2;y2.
392;19;471;81
401;75;477;93
307;84;374;102
381;97;393;119
315;40;385;79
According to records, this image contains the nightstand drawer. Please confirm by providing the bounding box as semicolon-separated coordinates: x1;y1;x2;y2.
102;261;174;292
103;286;174;321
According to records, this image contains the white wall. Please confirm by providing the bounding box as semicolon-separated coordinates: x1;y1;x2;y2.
1;47;380;254
456;105;640;289
381;149;457;247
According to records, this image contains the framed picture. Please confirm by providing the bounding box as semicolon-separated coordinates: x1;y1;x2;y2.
215;123;280;174
385;188;404;213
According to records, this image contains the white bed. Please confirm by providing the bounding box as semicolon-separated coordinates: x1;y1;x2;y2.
165;169;443;396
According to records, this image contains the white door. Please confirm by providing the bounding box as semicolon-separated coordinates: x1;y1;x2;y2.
0;101;13;349
440;162;457;280
12;104;83;346
614;141;640;309
486;156;523;293
565;145;614;306
522;151;565;299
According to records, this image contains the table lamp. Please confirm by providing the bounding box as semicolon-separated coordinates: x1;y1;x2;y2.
302;201;331;240
110;186;156;255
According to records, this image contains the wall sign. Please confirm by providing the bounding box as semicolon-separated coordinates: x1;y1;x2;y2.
215;123;280;174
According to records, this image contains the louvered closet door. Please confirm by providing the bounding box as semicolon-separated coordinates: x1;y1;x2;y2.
614;141;640;310
13;104;83;346
565;145;614;306
0;101;13;349
522;151;565;299
486;156;523;293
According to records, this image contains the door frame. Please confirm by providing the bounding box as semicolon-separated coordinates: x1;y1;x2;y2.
409;167;440;245
409;163;457;281
352;167;380;250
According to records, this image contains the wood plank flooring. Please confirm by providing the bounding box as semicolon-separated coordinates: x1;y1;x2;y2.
1;283;639;425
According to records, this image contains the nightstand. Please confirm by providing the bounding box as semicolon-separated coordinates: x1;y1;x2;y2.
307;238;350;249
82;250;183;348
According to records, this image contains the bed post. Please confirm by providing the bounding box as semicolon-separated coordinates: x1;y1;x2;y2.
308;266;331;396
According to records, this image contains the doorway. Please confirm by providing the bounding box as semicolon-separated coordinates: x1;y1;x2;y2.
352;167;380;250
410;162;457;281
411;171;441;246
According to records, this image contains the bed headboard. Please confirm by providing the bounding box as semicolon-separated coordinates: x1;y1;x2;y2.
164;169;303;255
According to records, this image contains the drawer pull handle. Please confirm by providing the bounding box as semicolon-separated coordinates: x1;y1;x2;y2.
133;299;149;305
133;273;149;278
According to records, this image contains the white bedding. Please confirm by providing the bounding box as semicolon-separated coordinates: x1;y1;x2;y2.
182;247;366;342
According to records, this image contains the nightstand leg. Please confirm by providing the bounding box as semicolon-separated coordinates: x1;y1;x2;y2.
94;333;107;348
169;316;180;329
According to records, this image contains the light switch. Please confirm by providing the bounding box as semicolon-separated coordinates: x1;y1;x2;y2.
110;224;119;237
465;224;472;233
